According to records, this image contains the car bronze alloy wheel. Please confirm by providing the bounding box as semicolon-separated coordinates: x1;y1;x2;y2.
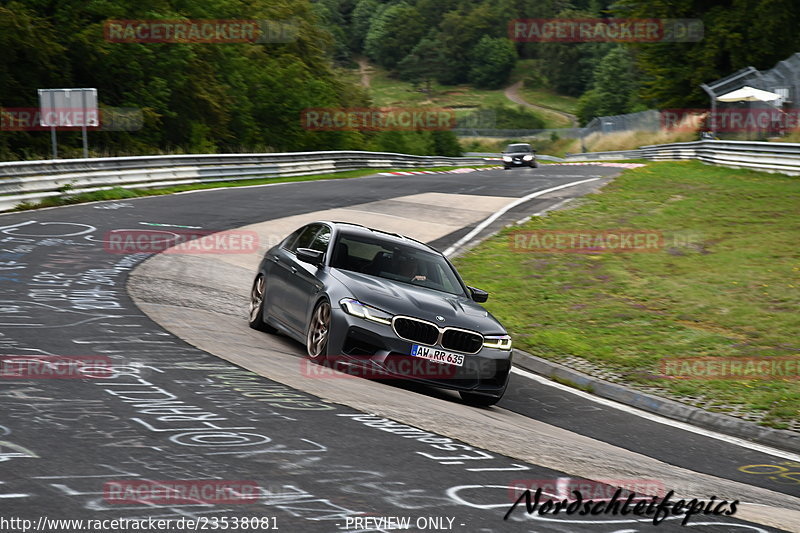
249;276;264;322
307;300;331;363
248;275;275;332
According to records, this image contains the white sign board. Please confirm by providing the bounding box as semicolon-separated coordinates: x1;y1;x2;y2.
38;88;99;127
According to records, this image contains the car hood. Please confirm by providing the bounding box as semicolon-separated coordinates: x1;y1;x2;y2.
330;269;506;333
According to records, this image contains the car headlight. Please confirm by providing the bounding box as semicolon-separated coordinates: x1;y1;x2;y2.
522;155;533;161
339;298;393;325
483;334;512;350
502;156;512;162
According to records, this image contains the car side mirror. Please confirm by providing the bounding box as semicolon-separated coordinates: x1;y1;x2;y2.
469;286;489;303
296;248;324;266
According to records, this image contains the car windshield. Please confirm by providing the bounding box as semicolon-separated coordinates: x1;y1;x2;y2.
330;233;466;296
506;144;532;153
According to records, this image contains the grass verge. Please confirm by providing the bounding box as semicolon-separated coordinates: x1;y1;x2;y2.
581;129;697;152
341;63;564;129
12;166;495;211
518;84;580;117
454;161;799;429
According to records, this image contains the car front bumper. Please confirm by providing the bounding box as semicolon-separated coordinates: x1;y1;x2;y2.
326;310;512;397
505;158;534;167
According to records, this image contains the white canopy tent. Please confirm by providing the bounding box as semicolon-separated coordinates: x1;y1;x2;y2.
702;86;786;139
717;85;781;102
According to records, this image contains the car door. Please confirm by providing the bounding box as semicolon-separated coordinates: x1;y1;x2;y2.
286;224;331;333
264;224;320;334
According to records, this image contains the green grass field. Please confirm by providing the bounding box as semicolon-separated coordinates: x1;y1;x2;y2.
517;84;580;116
513;60;580;120
342;63;568;129
454;161;800;429
366;66;508;108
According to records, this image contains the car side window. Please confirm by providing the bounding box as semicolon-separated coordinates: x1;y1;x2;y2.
280;227;305;250
308;225;331;253
286;224;320;253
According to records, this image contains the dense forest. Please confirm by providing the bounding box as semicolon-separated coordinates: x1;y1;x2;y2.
321;0;800;122
1;0;799;159
0;0;460;159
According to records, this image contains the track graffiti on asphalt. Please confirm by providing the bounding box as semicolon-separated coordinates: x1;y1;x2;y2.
0;166;789;532
337;413;530;471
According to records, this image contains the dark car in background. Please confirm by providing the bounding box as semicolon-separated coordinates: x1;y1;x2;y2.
502;143;537;169
248;221;513;406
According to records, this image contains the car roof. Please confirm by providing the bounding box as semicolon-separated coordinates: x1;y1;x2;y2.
506;143;532;149
316;221;439;254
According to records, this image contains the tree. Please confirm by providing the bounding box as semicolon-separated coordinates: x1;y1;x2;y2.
430;130;462;156
348;0;381;52
613;0;800;108
538;42;610;97
468;36;517;89
0;0;376;158
487;105;545;129
396;36;446;92
363;2;426;69
577;46;641;123
523;6;611;97
312;0;352;64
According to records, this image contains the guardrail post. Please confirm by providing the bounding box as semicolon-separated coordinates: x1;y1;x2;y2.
50;126;58;159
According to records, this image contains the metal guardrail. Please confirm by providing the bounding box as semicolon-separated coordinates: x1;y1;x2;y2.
5;140;793;212
0;151;489;212
562;149;644;161
564;139;800;175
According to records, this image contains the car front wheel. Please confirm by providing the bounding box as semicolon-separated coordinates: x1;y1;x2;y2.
306;300;331;364
248;275;276;332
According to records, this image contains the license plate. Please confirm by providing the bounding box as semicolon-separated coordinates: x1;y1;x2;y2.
410;345;464;367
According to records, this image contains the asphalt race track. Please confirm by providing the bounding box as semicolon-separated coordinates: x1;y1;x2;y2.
1;165;798;532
